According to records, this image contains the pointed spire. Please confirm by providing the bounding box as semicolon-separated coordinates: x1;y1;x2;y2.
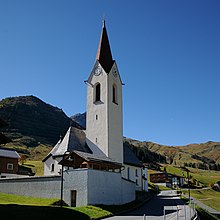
96;20;114;73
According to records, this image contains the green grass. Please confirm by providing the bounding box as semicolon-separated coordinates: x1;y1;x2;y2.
158;185;171;191
165;165;219;186
0;192;146;219
196;206;219;220
23;160;44;176
74;205;112;219
187;167;220;186
187;189;220;212
0;191;153;219
0;192;58;206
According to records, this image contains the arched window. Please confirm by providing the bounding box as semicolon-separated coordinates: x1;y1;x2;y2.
112;84;118;104
94;83;101;102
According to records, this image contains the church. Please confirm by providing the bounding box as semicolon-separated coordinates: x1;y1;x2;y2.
43;21;148;206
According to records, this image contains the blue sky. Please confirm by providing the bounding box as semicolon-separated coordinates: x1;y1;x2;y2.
0;0;219;146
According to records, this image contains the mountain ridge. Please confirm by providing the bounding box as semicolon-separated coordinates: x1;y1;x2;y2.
0;95;219;168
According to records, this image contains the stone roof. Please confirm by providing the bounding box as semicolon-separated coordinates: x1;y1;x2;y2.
0;147;20;159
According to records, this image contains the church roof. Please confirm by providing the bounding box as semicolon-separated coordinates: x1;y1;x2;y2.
123;144;143;167
96;21;114;73
42;127;91;162
43;126;142;168
73;150;122;166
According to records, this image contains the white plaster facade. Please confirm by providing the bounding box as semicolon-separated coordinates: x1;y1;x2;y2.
86;61;123;163
44;155;62;176
122;165;143;191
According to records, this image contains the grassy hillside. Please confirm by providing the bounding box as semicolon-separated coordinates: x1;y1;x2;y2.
125;138;220;170
0;96;83;159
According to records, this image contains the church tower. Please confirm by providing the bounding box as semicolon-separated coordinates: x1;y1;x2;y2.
86;21;123;163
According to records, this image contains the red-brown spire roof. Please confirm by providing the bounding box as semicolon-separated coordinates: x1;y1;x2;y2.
96;21;114;73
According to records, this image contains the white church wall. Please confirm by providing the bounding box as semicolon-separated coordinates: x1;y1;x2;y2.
87;169;135;205
107;63;123;163
142;166;148;191
0;175;61;199
122;165;143;191
86;62;109;157
44;156;62;176
121;178;136;203
0;169;136;207
0;170;89;207
63;169;88;206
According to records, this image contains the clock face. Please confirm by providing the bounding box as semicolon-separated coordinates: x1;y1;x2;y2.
94;66;102;76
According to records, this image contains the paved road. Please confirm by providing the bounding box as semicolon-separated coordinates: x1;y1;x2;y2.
105;191;196;220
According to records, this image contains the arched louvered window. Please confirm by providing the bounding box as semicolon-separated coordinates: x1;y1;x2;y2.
112;84;118;104
95;83;101;102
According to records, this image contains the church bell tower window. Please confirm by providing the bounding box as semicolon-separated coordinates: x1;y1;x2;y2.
94;83;101;102
112;84;118;104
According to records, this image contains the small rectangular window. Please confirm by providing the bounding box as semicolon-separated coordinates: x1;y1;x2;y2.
95;114;98;120
7;163;13;171
127;167;130;180
51;164;55;172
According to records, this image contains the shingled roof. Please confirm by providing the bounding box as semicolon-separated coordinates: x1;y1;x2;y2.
123;144;142;167
0;147;20;159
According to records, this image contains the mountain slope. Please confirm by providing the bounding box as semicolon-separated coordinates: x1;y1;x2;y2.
0;96;81;148
72;113;220;167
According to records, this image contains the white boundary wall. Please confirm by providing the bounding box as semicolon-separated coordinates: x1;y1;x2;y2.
0;169;135;206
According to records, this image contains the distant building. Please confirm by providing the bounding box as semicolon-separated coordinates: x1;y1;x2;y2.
0;118;24;178
150;171;184;188
0;118;21;178
0;147;20;178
